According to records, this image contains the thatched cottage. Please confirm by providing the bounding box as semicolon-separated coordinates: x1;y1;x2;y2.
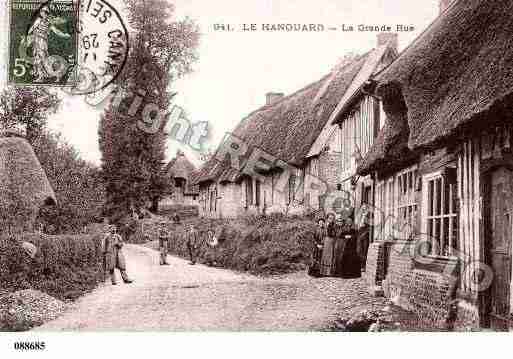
0;131;56;235
160;151;199;207
193;35;399;218
359;0;513;330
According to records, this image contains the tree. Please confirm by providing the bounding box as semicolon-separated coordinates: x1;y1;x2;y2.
99;0;200;221
33;131;105;233
0;86;60;143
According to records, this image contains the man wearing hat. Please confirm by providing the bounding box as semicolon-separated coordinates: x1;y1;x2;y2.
102;225;133;285
186;224;200;265
158;220;171;265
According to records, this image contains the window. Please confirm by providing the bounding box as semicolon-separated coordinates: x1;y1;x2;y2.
214;187;217;212
379;101;386;130
397;168;418;230
375;166;418;241
255;180;261;207
288;175;296;204
270;174;275;205
246;178;253;207
424;174;458;257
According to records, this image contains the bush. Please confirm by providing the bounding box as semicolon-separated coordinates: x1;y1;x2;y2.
0;233;104;301
145;215;318;275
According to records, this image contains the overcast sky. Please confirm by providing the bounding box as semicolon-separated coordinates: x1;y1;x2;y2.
0;0;441;166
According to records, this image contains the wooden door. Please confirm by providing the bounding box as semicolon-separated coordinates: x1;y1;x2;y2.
488;167;513;328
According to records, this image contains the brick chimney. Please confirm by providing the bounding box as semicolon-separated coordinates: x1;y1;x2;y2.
265;92;284;106
439;0;452;14
377;33;399;53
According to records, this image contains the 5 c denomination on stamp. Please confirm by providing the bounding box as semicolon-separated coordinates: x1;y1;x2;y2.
8;0;78;86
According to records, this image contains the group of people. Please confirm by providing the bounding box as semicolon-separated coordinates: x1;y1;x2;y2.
101;210;370;286
157;221;221;267
310;212;369;279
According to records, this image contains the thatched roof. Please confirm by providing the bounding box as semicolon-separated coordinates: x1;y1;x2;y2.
0;137;56;232
357;82;418;176
373;0;513;151
165;151;196;180
330;43;397;126
164;151;198;195
195;52;371;185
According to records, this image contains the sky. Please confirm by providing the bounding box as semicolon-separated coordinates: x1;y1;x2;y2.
0;0;441;167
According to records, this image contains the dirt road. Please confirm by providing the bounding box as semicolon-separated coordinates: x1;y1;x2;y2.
35;244;389;331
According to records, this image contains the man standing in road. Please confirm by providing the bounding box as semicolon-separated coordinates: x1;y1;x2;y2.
186;224;199;265
158;220;171;265
102;225;134;285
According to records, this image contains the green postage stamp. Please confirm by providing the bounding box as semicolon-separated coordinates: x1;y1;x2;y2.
8;0;78;86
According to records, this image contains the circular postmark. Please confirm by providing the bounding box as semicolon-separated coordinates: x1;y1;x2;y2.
68;0;130;94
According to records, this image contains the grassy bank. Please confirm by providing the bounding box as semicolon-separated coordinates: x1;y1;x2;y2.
0;233;104;301
145;214;318;275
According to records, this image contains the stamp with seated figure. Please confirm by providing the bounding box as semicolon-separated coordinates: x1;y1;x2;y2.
8;0;78;86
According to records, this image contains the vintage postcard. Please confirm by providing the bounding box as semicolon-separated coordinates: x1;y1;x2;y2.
0;0;512;356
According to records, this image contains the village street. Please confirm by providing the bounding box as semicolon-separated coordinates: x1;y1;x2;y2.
34;245;392;331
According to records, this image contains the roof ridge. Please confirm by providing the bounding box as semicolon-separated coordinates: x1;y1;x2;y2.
237;73;332;123
372;0;461;81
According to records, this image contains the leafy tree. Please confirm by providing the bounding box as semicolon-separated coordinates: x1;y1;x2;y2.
33;131;105;233
99;0;200;221
0;86;60;143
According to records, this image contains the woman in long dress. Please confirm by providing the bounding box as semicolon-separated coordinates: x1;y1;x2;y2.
320;213;337;276
309;218;326;277
335;218;362;279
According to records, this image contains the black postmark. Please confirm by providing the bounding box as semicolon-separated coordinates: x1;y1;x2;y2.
66;0;129;94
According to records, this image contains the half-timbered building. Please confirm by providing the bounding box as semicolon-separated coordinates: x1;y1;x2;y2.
358;0;513;330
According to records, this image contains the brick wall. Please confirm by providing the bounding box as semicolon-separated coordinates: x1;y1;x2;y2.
378;241;465;329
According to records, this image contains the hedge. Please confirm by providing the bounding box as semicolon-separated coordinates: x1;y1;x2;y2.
0;233;104;301
146;214;318;275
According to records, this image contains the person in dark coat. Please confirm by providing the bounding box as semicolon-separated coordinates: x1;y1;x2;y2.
309;218;326;277
186;225;200;265
102;225;133;285
158;221;171;265
335;217;362;279
172;212;181;224
320;213;337;276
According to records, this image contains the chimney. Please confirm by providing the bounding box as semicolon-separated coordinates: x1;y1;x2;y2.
377;33;398;52
439;0;452;14
265;92;284;106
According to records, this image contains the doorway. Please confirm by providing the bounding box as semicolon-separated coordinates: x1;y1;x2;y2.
486;167;513;329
